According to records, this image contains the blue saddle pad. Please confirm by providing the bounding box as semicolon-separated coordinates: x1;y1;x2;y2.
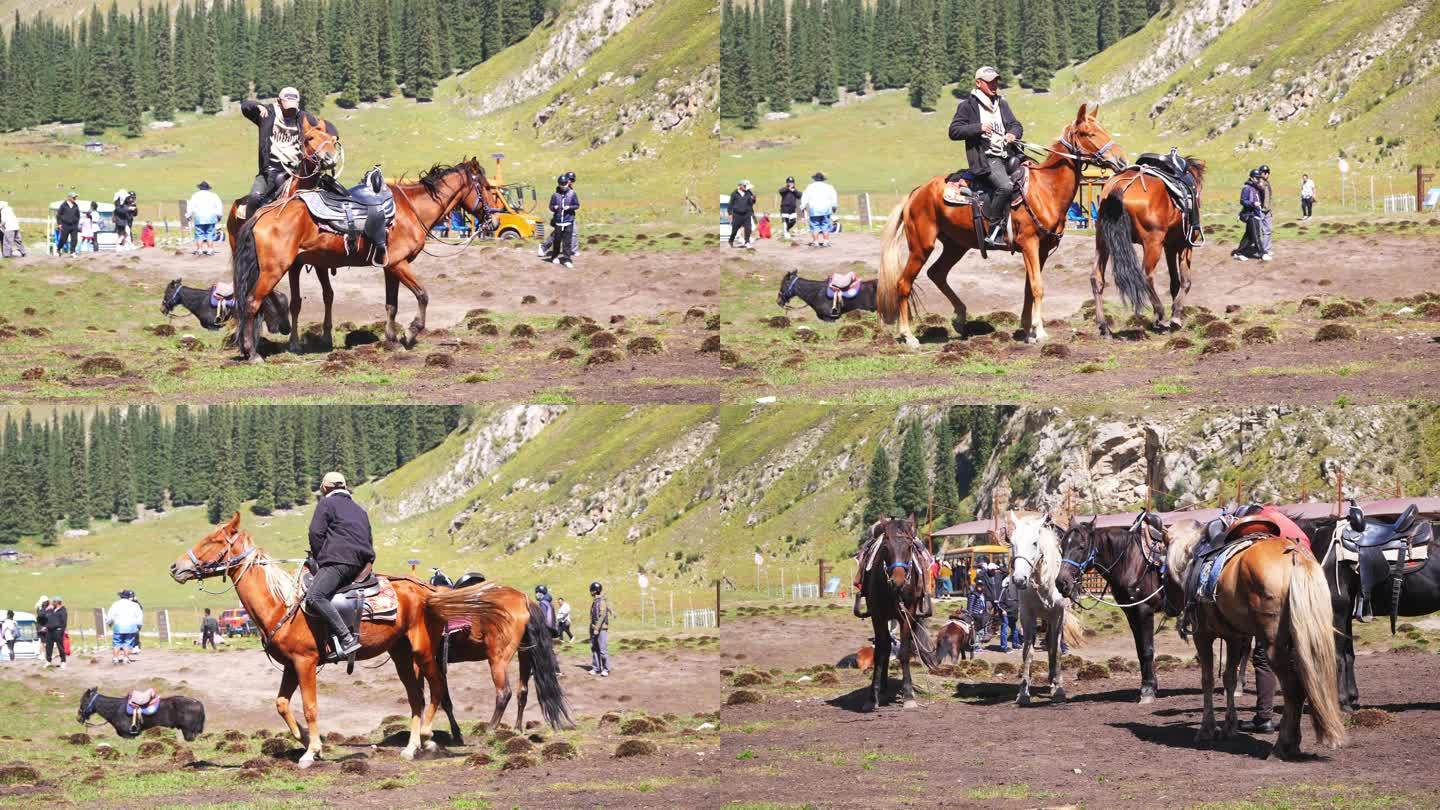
1197;539;1254;603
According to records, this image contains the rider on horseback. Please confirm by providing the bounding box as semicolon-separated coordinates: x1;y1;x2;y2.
945;66;1023;250
240;87;308;220
305;472;374;659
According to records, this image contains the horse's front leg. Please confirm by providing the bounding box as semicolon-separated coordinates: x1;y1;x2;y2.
296;658;323;768
487;649;514;731
314;267;335;350
1194;633;1217;743
389;259;430;345
287;270;303;354
1049;607;1066;704
382;270;401;345
1016;606;1035;706
1018;237;1047;343
274;664;303;743
389;647;427;760
1091;235;1112;336
899;625;916;708
1125;604;1159;704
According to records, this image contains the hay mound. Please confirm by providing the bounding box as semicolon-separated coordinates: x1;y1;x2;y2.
991;662;1018;678
700;334;720;353
599;711;623;725
1106;656;1138;673
548;346;579;360
1155;654;1182;672
149;324;177;337
65;733;91;745
555;315;581;329
587;331;619;348
1166;335;1194;350
1040;344;1070;358
171;749;195;765
137;741;167;758
521;295;538;305
586;349;621;365
837;324;866;340
1315;323;1357;342
222;730;247;742
1320;301;1361;319
1077;662;1111;681
500;737;533;755
765;316;791;329
340;758;369;774
475;323;500;336
1062;654;1085;670
627;336;663;356
541;741;578;761
725;690;763;706
1200;338;1236;355
706;313;720;330
93;745;121;760
78;355;126;375
983;311;1019;326
719;349;740;367
685;307;707;321
793;328;819;344
501;754;537;771
730;671;770;687
614;739;658;758
1203;321;1234;338
465;752;494;767
261;737;291;757
19;367;45;380
491;728;518;742
0;765;40;784
918;325;948;342
813;671;840;685
1347;708;1393;728
509;323;537;338
1241;325;1277;345
620;717;665;735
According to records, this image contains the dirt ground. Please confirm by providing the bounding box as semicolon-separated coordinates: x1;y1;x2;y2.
2;239;721;404
723;228;1440;407
719;603;1440;808
0;635;720;807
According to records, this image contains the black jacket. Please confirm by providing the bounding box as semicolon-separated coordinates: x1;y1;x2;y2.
947;92;1023;175
45;606;68;633
728;189;756;218
57;201;80;228
777;187;800;213
308;491;375;568
240;100;320;175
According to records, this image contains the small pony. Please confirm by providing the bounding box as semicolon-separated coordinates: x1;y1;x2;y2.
161;278;292;336
77;686;206;741
934;618;975;663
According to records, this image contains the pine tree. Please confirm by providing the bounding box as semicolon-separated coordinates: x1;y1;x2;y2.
814;1;839;105
410;0;440;101
1021;0;1057;92
336;0;362;107
974;0;997;72
1070;0;1096;60
893;420;929;520
1096;0;1121;52
255;0;280;97
0;417;37;544
151;2;176;120
767;0;792;112
862;445;896;525
208;409;241;524
65;413;89;530
931;420;960;530
251;424;276;515
908;0;941;111
1120;0;1148;36
1052;0;1072;67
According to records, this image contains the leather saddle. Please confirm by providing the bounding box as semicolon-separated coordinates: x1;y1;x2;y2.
209;282;235;322
126;688;161;733
299;174;396;262
949;155;1029;208
1134;148;1202;242
1181;504;1302;638
1338;503;1433;630
300;563;380;662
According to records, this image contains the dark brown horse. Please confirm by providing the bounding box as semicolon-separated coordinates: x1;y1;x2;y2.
231;158;502;360
878;104;1127;345
1057;515;1169;703
1091;158;1206;334
170;512;505;767
856;516;937;711
1166;521;1346;759
428;582;573;734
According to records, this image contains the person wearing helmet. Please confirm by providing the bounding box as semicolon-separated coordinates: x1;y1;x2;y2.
777;176;800;240
544;172;581;268
1233;169;1266;261
305;472;375;659
534;584;557;635
239;86;309;220
588;581;613;676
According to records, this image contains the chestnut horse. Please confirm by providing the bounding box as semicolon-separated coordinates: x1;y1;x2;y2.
878;104;1127;345
429;582;573;734
170;512;511;767
231;158;501;360
1091;158;1206;335
1166;521;1346;759
223;114;342;354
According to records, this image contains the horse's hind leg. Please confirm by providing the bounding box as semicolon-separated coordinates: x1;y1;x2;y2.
412;645;448;752
1166;246;1190;329
275;664;303;743
316;267;336;349
1194;633;1218;742
1221;636;1246;738
382;270;401;345
515;647;532;730
486;650;514;731
1049;608;1066;704
1092;233;1112;335
389;259;430;346
1140;237;1168;330
896;218;936;348
390;646;427;760
287;270;303;353
927;236;969;337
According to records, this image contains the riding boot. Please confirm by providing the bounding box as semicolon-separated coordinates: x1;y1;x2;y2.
920;593;933;618
853;591;869;619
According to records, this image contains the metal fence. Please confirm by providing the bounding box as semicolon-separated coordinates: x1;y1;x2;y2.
681;609;717;629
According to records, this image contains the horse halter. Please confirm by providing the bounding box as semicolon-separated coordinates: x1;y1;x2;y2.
182;526;256;582
162;283;184;314
1056;123;1122;171
778;274;805;310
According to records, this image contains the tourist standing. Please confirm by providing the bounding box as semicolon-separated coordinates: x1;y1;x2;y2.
188;181;224;255
56;193;80;255
777;177;801;239
589;581;613;677
43;596;68;668
1257;165;1274;260
0;201;25;258
1300;174;1316;220
728;180;756;248
799;172;838;247
200;608;219;651
1;610;18;662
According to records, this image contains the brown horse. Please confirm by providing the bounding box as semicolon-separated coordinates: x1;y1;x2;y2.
428;583;573;734
1166;522;1346;760
169;512;508;767
878;104;1128;345
1091;158;1206;335
231;158;501;360
934;618;974;663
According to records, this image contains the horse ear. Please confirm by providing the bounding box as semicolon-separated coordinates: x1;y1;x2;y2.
1075;103;1090;124
226;511;242;531
1005;510;1019;533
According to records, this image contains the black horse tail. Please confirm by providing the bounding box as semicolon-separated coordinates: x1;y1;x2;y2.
524;600;573;730
436;631;464;745
911;618;939;670
1099;190;1146;315
232;215;263;352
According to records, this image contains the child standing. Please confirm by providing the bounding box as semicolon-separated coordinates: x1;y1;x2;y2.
545;172;580;268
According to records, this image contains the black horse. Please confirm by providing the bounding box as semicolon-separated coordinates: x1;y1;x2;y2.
1306;512;1440;711
1057;515;1171;704
855;516;936;712
77;687;206;741
161;278;292;335
777;269;877;322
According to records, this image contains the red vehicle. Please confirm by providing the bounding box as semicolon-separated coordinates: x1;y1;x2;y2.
217;608;255;637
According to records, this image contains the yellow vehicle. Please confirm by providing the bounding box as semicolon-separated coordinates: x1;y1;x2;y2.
493;182;544;241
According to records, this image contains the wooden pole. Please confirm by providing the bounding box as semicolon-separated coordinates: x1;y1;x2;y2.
715;580;721;627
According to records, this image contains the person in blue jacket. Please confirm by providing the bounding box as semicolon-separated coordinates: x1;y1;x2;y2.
545;172;580;268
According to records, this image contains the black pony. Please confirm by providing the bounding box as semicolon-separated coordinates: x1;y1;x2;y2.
777;269;877;321
161;278;292;336
77;687;206;741
1056;515;1170;704
1306;514;1440;711
855;516;936;712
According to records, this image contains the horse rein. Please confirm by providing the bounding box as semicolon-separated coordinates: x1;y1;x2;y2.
419;167;500;258
1061;521;1168;610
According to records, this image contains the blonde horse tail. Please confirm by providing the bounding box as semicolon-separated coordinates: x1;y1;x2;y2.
1285;550;1347;749
877;196;912;325
1061;609;1086;649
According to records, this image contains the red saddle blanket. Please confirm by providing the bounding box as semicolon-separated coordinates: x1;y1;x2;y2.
365;577;400;621
445;618;472;635
1225;506;1312;551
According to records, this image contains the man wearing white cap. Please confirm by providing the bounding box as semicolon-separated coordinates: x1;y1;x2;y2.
945;66;1024;249
239;87;307;219
305;471;374;659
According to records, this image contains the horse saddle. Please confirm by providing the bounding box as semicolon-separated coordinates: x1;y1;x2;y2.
1190;537;1256;606
1133;148;1202;240
826;271;861;298
1130;510;1168;568
126;688;160;731
1337;504;1432;628
300;565;399;661
208;282;235;321
298;175;396;259
947;157;1029;208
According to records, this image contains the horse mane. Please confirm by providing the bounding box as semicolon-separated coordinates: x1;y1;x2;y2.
1184;156;1206;190
257;552;300;607
416;160;487;198
1035;519;1062;593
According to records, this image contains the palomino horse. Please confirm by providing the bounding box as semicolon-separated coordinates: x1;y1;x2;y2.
231;158;502;360
429;582;573;734
1091;158;1206;334
224;114;342;354
855;516;937;711
1166;520;1346;759
877;104;1127;345
1007;511;1086;705
1057;514;1168;703
170;512;509;767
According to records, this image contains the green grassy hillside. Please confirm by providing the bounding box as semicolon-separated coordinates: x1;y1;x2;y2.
0;0;717;223
0;404;719;631
723;0;1440;223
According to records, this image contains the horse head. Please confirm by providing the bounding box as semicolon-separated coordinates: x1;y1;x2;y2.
776;269;800;308
1063;103;1127;173
872;515;925;602
1006;510;1061;594
1055;518;1097;599
77;686;100;724
170;512;255;584
161;278;184;315
302;117;342;174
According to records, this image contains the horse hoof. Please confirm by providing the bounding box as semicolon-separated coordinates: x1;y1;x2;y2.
297;755;314;769
423;740;439;752
903;699;918;709
1016;693;1031;707
1051;688;1067;704
1138;693;1156;706
1196;728;1216;743
861;702;876;713
902;335;920;349
951;318;967;336
400;747;416;761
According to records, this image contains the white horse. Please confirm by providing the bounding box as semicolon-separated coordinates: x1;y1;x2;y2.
1007;510;1086;705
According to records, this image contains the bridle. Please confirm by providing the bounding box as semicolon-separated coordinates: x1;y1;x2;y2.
421;164;499;258
178;526;258;594
1022;121;1124;173
162;283;185;315
78;690;110;727
778;273;806;310
1060;514;1169;610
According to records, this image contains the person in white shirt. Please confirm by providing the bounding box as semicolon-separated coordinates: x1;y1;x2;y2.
555;597;574;642
187;181;225;256
106;589;146;665
799;172;839;248
1299;174;1317;220
1;610;18;661
0;202;25;258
